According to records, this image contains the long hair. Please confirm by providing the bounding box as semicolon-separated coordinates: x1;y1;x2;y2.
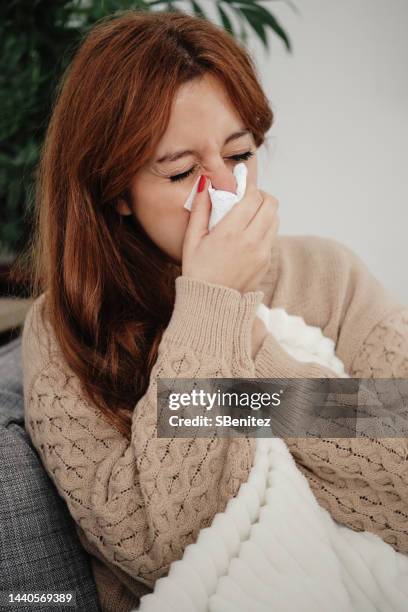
17;9;274;439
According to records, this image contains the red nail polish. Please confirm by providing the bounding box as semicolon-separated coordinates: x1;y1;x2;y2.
197;175;206;193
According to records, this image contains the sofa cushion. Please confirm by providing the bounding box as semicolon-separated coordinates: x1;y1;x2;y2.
0;335;101;611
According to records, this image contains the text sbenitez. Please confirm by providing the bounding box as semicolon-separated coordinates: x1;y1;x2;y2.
168;414;272;427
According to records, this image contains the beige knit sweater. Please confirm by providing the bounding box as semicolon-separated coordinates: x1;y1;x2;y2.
22;234;408;612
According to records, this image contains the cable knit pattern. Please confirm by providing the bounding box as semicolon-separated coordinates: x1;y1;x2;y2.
23;277;265;593
283;307;408;554
27;350;254;582
21;235;408;611
350;308;408;378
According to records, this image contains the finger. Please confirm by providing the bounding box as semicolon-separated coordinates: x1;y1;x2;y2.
261;200;280;241
183;175;211;248
245;192;279;238
261;207;279;252
257;217;279;273
214;174;263;233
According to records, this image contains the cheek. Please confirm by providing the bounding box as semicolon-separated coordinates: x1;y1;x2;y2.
133;180;189;219
151;184;193;234
133;188;189;247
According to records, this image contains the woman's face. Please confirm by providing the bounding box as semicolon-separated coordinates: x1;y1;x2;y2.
116;73;258;265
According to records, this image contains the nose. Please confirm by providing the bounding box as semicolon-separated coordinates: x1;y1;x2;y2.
205;165;237;193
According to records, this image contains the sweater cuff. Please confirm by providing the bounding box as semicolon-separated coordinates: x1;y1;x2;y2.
163;275;265;364
254;332;334;378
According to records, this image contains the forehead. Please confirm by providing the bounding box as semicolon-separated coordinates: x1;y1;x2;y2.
159;74;244;145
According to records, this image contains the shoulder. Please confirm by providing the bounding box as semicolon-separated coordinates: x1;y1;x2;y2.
267;234;403;372
21;292;63;403
22;292;53;359
277;233;364;276
22;295;110;439
264;233;375;314
275;233;400;310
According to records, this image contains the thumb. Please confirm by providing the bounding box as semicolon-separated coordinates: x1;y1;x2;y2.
184;175;211;246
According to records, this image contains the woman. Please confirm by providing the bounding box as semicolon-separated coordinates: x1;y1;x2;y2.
20;9;408;612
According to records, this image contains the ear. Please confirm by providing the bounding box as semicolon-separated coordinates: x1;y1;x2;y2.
116;196;133;216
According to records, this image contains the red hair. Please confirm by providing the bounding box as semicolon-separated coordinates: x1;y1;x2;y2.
19;9;274;438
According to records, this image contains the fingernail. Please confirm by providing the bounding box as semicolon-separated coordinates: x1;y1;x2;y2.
197;175;206;193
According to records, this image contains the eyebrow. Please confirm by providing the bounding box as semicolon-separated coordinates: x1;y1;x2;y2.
154;128;252;165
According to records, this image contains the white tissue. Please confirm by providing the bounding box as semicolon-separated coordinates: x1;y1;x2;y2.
183;162;248;231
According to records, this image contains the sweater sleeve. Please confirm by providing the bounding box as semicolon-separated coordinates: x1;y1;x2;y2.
22;275;264;589
253;330;342;379
252;238;408;554
284;308;408;554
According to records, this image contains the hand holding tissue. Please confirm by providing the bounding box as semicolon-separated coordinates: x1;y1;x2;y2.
181;165;348;372
183;162;270;326
183;162;248;231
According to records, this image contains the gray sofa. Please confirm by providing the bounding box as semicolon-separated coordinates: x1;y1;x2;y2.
0;335;101;611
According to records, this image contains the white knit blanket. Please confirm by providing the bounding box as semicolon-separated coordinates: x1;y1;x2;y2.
135;305;408;612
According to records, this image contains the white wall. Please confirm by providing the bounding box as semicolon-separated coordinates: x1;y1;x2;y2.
179;0;408;303
247;0;408;304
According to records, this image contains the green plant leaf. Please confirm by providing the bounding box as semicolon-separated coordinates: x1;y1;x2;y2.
231;0;292;51
235;4;269;49
190;0;207;19
6;179;23;214
146;0;168;6
216;2;235;37
221;1;251;47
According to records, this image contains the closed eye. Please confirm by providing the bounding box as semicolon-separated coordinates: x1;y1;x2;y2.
169;150;254;183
